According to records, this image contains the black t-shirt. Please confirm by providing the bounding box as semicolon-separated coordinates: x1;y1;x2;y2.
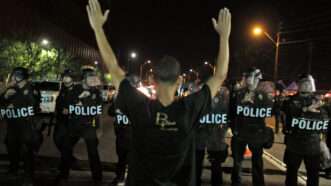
117;79;211;186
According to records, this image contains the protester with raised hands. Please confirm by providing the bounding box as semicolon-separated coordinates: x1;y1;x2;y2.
87;0;231;185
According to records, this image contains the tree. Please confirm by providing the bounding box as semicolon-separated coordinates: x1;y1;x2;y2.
0;39;81;80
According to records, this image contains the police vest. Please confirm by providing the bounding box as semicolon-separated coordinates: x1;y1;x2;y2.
115;109;130;126
236;105;272;118
199;113;228;126
290;117;329;132
69;105;102;116
0;106;35;119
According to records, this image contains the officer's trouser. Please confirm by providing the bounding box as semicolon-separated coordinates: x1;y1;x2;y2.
196;149;227;186
115;136;130;180
60;123;102;181
53;121;68;154
6;121;34;178
285;149;320;186
231;137;265;186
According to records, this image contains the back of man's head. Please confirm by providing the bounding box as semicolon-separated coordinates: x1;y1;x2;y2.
153;56;181;84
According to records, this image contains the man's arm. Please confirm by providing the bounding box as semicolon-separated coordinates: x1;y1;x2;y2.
86;0;125;89
207;8;231;98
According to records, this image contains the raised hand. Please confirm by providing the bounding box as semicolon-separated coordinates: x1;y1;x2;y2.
86;0;110;31
212;8;231;38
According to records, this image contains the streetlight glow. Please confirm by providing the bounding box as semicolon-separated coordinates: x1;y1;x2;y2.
94;61;99;65
41;39;49;46
130;52;137;59
253;27;263;36
204;61;209;65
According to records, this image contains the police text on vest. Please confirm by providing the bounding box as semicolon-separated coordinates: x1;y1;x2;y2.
236;106;272;118
0;107;34;119
69;105;102;116
291;118;329;131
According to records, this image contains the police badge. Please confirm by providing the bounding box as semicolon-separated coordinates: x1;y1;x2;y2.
24;89;29;95
258;94;263;101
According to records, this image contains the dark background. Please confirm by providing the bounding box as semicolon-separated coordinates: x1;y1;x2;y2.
1;0;331;88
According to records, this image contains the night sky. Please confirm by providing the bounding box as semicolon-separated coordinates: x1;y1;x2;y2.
2;0;331;87
43;0;282;73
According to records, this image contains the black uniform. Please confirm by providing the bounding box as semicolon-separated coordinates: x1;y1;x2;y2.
108;96;132;182
327;103;331;177
116;79;211;186
230;88;274;186
54;85;76;164
0;83;40;180
59;84;103;182
196;88;229;186
282;94;330;186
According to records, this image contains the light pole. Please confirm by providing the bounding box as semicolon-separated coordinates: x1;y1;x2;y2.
140;60;151;80
128;51;137;74
252;26;280;82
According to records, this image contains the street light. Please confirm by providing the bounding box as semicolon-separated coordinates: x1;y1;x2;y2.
252;27;263;36
130;52;137;59
127;51;138;74
252;26;280;82
94;61;99;65
140;60;152;80
41;39;49;46
204;61;215;74
188;69;199;80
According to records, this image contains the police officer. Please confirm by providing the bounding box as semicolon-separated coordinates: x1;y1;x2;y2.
54;69;79;170
108;94;132;186
281;74;331;186
56;66;103;186
196;86;229;186
230;68;274;186
0;67;40;186
326;114;331;178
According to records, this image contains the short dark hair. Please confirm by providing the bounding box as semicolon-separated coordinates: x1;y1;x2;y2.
153;55;181;84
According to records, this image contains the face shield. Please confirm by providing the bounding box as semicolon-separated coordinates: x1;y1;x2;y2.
298;75;316;95
85;75;101;88
245;69;263;90
7;70;28;87
62;76;73;88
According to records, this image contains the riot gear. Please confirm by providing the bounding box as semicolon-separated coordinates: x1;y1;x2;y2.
282;79;330;186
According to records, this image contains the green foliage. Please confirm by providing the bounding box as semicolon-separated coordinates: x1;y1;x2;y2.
0;39;80;80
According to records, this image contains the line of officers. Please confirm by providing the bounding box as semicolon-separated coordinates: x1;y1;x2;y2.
0;66;331;186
